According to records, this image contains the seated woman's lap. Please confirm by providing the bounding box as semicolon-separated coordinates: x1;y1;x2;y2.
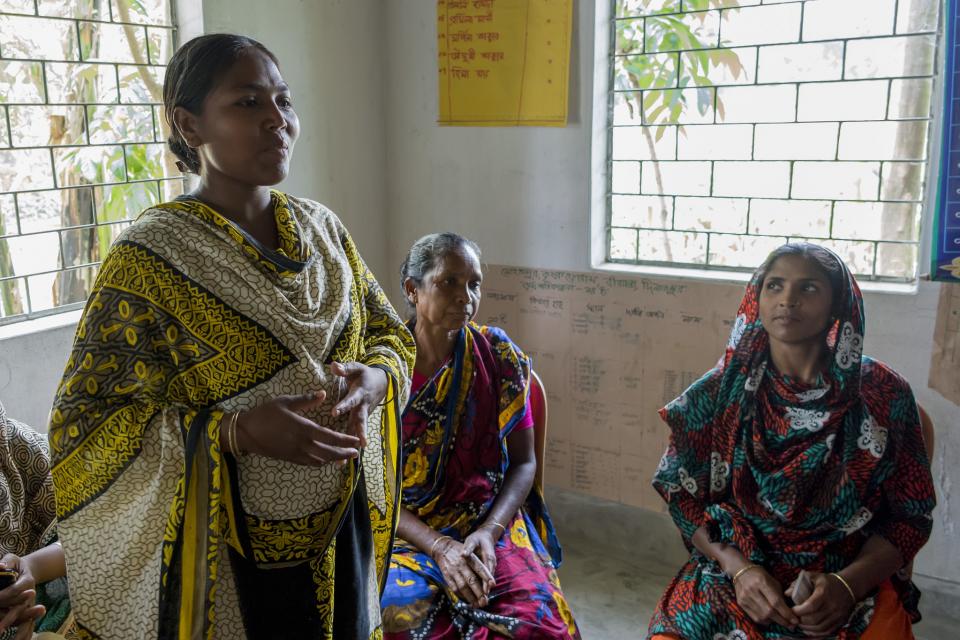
383;516;575;639
860;580;914;640
650;579;913;640
482;520;570;633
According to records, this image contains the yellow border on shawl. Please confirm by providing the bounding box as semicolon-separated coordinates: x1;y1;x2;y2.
220;452;243;556
178;429;205;639
499;375;529;433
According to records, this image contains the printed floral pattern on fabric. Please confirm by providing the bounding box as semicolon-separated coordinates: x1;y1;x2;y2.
784;407;830;433
383;513;578;640
648;252;936;639
857;413;888;459
710;452;730;494
835;322;864;371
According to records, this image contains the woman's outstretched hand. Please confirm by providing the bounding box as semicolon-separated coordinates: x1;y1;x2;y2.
236;391;361;465
330;361;388;447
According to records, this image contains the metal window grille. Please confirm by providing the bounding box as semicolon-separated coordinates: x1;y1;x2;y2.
0;0;183;326
605;0;942;281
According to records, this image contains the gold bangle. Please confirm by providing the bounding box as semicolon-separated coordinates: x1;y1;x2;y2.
234;411;245;455
829;572;857;604
484;519;506;535
228;411;238;455
731;563;760;584
228;411;243;456
429;535;451;558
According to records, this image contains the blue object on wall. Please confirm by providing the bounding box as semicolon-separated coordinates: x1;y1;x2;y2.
934;0;960;281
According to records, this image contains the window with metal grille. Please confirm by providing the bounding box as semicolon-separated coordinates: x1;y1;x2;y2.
0;0;182;326
604;0;940;281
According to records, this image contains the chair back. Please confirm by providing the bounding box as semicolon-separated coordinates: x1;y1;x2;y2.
530;370;548;492
905;405;935;580
919;405;935;462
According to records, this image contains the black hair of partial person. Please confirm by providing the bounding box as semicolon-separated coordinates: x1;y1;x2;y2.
756;242;847;317
400;232;482;315
162;33;278;174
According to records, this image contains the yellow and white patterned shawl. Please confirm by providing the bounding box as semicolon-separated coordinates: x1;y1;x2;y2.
48;192;414;639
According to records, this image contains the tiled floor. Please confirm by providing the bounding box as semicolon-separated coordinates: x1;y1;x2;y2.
548;490;958;639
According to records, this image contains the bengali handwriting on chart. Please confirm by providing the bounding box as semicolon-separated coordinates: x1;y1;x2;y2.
480;265;743;511
442;0;501;82
436;0;572;126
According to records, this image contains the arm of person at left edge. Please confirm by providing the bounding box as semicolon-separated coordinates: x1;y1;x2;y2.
462;427;537;577
0;542;66;633
20;542;66;585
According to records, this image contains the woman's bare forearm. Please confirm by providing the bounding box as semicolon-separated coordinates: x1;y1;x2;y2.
481;429;536;532
483;461;535;530
836;535;902;600
22;542;66;584
396;508;446;556
692;526;749;576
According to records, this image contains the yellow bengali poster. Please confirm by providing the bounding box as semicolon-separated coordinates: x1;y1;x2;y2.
437;0;573;126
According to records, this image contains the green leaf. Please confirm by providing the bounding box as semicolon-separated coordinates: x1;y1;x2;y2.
709;49;746;78
645;102;670;125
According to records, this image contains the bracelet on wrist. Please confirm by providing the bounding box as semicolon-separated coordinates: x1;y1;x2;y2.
483;519;506;535
429;535;451;558
731;563;760;585
829;572;857;604
227;411;245;456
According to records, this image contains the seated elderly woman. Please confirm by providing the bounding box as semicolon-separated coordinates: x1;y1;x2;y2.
0;401;70;639
648;243;936;640
381;233;580;639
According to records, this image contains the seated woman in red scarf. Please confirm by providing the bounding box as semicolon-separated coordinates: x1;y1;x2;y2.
381;233;580;639
648;243;936;640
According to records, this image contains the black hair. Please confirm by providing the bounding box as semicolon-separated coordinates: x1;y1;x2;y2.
162;34;278;174
756;242;847;316
400;232;482;313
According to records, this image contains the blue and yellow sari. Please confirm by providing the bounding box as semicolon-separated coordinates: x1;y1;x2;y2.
382;324;579;639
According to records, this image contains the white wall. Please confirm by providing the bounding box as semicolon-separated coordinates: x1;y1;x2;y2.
383;0;960;601
0;0;392;429
0;0;958;604
202;0;390;279
383;0;594;288
0;320;77;428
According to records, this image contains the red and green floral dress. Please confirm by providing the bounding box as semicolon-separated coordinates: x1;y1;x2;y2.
649;259;935;639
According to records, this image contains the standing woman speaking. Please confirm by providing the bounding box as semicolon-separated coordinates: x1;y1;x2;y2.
47;34;414;639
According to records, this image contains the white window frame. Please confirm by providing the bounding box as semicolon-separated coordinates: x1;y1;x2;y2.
588;0;947;294
0;0;204;338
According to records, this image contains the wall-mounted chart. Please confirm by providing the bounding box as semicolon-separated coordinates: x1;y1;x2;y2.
436;0;572;126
